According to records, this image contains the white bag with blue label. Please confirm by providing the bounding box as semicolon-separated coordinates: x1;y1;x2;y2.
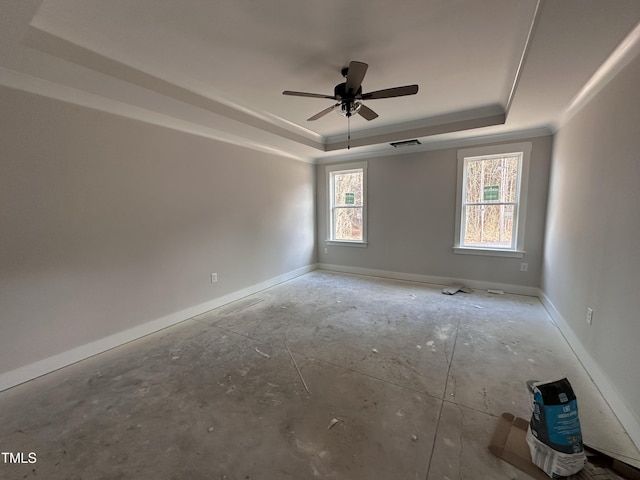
525;378;587;478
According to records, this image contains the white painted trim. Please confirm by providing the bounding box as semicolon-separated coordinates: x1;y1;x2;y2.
313;127;552;165
453;247;525;258
0;68;313;164
325;161;368;244
558;20;640;130
538;290;640;450
0;264;318;392
325;241;368;247
505;0;543;116
21;27;325;149
319;264;640;449
317;264;539;297
454;142;532;255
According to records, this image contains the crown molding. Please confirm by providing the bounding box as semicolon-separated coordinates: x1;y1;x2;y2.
23;26;326;150
558;19;640;130
0;67;312;163
313;126;552;164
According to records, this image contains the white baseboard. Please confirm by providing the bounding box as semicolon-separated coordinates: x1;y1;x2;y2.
539;290;640;450
4;262;638;451
318;264;639;449
0;263;318;392
318;263;540;296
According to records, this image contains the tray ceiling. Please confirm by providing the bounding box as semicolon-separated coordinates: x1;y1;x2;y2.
2;0;640;161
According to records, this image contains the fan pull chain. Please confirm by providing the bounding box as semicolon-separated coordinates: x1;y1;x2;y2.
347;115;351;150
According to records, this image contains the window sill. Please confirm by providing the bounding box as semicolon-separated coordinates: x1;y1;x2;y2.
326;240;368;248
453;247;525;258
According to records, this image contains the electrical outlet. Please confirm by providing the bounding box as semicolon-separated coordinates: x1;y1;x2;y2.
520;263;528;272
211;273;218;283
586;307;593;325
324;247;328;254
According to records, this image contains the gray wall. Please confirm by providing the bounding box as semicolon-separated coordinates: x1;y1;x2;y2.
317;136;552;290
0;86;316;374
543;52;640;435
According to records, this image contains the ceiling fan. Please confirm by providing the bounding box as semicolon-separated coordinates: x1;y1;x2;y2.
283;61;419;123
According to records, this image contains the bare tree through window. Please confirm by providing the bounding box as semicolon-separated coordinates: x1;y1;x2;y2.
331;170;363;241
463;154;520;248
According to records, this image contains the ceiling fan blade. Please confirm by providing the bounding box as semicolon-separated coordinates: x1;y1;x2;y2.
345;61;368;94
357;104;378;121
361;84;419;100
283;90;336;99
308;104;339;121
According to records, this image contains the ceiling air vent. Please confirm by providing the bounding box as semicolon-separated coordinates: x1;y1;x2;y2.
390;139;421;148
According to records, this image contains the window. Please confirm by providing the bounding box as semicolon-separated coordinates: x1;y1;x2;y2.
326;162;367;245
454;142;531;257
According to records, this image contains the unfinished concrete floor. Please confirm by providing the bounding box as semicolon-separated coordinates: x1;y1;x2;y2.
1;270;638;479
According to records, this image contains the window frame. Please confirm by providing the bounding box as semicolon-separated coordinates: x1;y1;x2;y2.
326;161;368;246
454;142;531;258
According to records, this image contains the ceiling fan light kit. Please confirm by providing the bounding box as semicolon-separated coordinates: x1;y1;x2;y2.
337;100;363;117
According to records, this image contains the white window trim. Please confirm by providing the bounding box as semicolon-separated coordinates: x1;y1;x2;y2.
326;161;368;246
453;142;531;258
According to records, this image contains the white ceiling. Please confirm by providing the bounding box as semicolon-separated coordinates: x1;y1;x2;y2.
2;0;640;162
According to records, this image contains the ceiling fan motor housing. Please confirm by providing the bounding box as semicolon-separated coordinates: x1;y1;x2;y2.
334;82;362;100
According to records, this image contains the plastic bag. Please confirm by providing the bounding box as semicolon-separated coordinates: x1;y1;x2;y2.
525;378;587;478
